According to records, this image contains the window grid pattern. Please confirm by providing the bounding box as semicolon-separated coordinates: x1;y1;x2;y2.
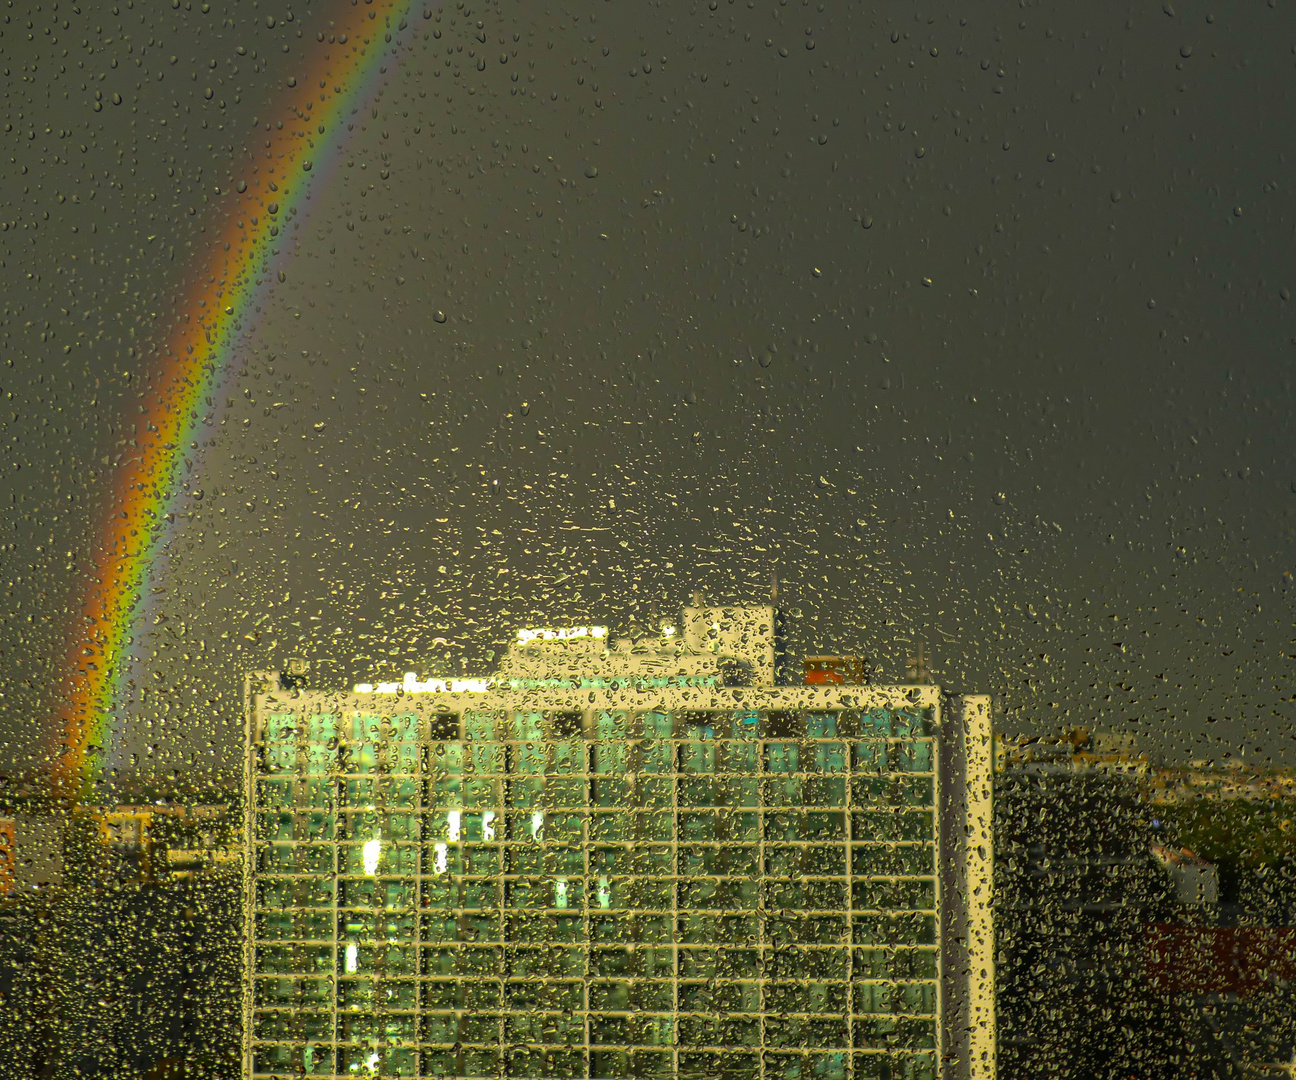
247;707;938;1080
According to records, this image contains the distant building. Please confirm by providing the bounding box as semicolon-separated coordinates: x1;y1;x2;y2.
993;747;1202;1076
1140;761;1296;1074
995;729;1296;1077
0;815;64;893
242;606;995;1080
1143;761;1296;806
994;726;1150;777
76;804;240;884
1150;845;1219;905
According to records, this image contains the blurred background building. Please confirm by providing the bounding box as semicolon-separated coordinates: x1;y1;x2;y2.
994;729;1296;1079
0;775;243;1079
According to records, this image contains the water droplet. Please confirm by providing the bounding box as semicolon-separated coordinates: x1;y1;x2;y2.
585;165;599;179
520;402;530;416
302;160;313;172
237;180;247;193
266;15;276;28
433;310;448;324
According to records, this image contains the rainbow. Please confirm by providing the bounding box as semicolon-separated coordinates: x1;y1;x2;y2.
51;0;435;800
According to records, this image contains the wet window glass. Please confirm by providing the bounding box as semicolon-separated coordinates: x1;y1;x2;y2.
1;3;1291;1078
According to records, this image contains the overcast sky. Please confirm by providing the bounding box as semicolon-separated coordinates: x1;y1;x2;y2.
2;0;1293;786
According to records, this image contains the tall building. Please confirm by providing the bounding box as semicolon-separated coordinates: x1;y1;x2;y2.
242;607;993;1080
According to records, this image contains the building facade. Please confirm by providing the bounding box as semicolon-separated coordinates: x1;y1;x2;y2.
243;607;993;1080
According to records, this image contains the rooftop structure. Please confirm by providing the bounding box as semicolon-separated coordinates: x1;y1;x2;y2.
243;606;993;1080
1149;845;1219;905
